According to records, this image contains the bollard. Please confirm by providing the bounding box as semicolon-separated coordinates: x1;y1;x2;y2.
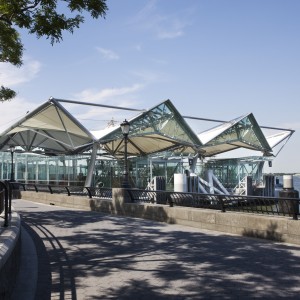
7;181;12;214
218;195;226;212
278;175;299;220
0;181;9;227
167;195;174;207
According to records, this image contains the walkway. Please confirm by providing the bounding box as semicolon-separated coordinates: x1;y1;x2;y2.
11;199;300;299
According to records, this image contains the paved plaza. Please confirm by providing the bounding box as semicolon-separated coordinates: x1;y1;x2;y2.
10;199;300;299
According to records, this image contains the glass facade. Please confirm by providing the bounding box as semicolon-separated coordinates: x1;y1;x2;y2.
0;98;292;194
203;157;265;190
0;151;267;192
205;115;269;151
100;100;202;158
0;153;90;186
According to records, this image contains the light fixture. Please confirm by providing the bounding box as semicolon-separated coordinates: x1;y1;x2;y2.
9;145;15;182
9;145;15;153
120;119;130;136
120;119;130;188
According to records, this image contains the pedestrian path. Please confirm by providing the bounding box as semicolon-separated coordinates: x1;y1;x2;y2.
11;224;38;300
12;199;300;299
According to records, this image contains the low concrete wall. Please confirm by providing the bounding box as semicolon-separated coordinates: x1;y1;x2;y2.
21;190;300;245
0;212;21;299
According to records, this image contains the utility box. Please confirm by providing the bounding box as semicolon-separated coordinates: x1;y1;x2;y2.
174;173;187;193
279;175;299;219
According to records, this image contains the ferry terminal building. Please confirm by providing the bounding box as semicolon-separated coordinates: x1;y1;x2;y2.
0;98;294;196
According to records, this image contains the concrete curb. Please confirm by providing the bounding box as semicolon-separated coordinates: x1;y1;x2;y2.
0;211;22;299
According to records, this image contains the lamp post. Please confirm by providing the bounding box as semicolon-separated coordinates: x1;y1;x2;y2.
9;145;15;182
120;119;130;188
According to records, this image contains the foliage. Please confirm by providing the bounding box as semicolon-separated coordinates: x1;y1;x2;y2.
0;85;16;102
0;0;108;101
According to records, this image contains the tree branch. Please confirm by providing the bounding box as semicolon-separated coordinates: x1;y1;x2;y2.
0;0;41;25
20;0;41;14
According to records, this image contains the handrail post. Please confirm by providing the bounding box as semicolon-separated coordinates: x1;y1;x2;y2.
65;186;71;196
48;185;53;194
293;199;298;220
98;187;102;198
219;195;226;212
6;181;12;214
168;193;173;207
0;181;9;227
126;188;134;203
85;187;92;198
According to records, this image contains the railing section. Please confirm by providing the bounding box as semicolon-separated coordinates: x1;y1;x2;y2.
21;183;112;200
0;181;10;226
128;189;300;220
6;183;300;220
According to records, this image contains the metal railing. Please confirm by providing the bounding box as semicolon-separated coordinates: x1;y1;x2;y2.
0;184;5;215
127;189;300;220
10;183;300;220
0;181;13;227
21;183;112;200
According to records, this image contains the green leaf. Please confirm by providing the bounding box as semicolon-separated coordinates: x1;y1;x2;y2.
0;86;17;102
0;0;108;101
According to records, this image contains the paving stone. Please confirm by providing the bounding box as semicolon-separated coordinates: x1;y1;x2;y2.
11;199;300;299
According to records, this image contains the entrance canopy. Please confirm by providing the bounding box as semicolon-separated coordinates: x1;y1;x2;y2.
96;100;203;158
198;113;272;157
0;97;294;159
0;99;95;155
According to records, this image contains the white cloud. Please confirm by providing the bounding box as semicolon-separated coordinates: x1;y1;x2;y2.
279;122;300;130
96;47;120;60
0;97;37;133
135;44;142;51
156;19;187;40
0;58;41;86
73;84;143;103
133;0;159;27
130;70;166;84
150;58;168;65
157;26;184;40
131;0;191;40
68;84;145;129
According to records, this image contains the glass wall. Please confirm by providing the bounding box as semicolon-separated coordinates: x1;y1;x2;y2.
0;152;266;191
204;157;265;190
0;153;91;186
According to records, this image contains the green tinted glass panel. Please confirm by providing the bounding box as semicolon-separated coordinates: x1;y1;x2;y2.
206;115;270;151
102;101;201;146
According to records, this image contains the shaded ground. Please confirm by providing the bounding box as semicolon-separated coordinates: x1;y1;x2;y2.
12;199;300;299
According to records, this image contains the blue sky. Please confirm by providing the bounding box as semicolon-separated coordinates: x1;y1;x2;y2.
0;0;300;173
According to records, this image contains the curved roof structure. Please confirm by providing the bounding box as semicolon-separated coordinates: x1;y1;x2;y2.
266;131;293;149
0;97;294;159
98;100;203;158
198;113;272;157
0;99;95;155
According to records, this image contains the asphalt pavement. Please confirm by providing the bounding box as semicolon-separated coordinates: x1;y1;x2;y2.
10;199;300;299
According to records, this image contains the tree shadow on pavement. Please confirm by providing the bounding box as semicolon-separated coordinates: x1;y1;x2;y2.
15;202;300;300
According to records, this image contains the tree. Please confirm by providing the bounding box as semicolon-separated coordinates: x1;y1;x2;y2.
0;0;108;102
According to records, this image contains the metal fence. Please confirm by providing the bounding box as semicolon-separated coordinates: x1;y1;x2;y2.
10;183;300;220
0;183;5;215
127;189;300;220
0;185;4;214
20;183;112;200
0;181;13;227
